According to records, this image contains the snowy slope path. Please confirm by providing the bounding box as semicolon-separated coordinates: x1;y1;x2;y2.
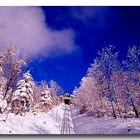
61;105;75;134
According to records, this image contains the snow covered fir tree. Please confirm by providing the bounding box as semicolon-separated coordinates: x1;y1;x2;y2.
11;71;34;115
39;85;52;111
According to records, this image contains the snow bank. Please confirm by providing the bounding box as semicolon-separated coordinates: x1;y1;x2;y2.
70;105;140;134
0;103;65;134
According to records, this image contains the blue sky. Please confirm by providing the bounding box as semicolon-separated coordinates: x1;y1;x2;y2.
28;6;140;93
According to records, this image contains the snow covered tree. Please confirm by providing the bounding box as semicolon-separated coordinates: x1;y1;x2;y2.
11;71;34;115
111;71;131;117
74;76;105;116
73;45;140;119
40;85;52;105
49;80;63;106
0;44;27;101
0;61;8;113
87;46;121;118
87;58;107;116
121;46;140;117
49;80;64;96
73;77;89;114
0;64;7;113
32;83;44;109
124;46;140;84
40;85;52;111
73;76;110;117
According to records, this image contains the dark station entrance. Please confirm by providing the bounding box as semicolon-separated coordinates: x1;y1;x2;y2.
62;94;73;105
64;99;70;105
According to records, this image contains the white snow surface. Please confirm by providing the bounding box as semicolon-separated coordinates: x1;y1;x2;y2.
70;105;140;134
1;103;140;135
0;104;65;134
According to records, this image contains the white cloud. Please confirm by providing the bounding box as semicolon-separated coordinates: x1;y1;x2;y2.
0;6;75;57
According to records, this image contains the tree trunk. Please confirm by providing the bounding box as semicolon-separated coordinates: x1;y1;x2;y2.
110;101;117;119
112;82;122;118
130;97;139;118
108;81;117;119
119;71;139;118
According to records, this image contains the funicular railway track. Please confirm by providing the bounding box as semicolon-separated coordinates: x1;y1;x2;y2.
61;105;75;134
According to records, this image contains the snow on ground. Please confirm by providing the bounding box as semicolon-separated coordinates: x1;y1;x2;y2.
1;103;140;135
70;105;140;134
0;103;65;134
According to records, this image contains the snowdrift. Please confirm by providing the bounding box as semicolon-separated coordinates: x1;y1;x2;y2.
0;104;65;134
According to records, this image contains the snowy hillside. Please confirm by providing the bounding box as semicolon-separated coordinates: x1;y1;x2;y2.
0;104;64;134
70;105;140;134
1;102;140;135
